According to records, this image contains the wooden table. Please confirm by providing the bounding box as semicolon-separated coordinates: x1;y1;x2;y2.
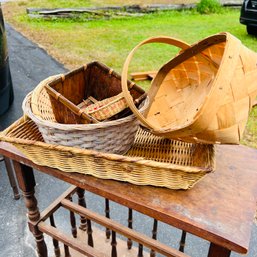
1;141;257;257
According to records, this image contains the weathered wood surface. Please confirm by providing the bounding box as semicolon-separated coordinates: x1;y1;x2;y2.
1;142;257;255
26;2;242;20
26;4;196;15
26;4;196;19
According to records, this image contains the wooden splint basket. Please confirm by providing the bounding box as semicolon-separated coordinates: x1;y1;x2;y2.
23;73;149;154
122;32;257;144
0;116;215;190
44;61;146;124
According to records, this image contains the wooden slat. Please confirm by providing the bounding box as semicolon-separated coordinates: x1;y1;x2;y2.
130;71;157;81
61;199;190;257
38;222;107;257
40;185;77;221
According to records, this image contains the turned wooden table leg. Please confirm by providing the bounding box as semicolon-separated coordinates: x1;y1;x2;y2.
208;243;231;257
13;161;48;257
2;157;20;199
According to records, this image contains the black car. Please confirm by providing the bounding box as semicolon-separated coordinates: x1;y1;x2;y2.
0;3;13;116
240;0;257;35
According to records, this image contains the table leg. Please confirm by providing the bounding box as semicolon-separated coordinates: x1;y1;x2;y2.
208;242;231;257
13;161;48;257
3;157;20;200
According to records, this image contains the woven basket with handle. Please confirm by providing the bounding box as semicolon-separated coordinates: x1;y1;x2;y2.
122;32;257;144
23;75;149;154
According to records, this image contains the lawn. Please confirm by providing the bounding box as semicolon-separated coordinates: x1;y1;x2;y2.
2;0;257;147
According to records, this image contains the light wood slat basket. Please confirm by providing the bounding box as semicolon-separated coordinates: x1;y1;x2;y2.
122;32;257;144
0;116;215;190
23;75;149;155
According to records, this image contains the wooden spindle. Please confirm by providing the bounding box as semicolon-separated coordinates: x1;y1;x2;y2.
68;196;77;238
87;217;94;247
150;219;158;257
179;230;187;252
77;188;93;247
111;230;117;257
77;188;87;231
64;244;71;257
13;162;48;257
50;215;61;257
4;157;20;200
127;208;133;249
105;198;111;239
138;243;144;257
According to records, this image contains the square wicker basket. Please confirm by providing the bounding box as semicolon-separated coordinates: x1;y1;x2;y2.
0;116;215;190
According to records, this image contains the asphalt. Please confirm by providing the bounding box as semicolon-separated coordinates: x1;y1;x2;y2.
0;23;257;257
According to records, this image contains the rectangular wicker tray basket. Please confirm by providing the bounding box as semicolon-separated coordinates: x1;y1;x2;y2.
0;116;215;190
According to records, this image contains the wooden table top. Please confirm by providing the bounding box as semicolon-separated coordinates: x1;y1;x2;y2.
1;142;257;255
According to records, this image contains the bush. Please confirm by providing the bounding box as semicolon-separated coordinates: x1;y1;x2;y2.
196;0;222;14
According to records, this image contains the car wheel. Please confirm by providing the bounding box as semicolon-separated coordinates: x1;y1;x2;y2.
247;25;257;35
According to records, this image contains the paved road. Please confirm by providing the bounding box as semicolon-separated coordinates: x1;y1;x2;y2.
0;24;256;257
0;24;69;257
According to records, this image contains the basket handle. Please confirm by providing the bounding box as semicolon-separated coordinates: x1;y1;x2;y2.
121;36;191;129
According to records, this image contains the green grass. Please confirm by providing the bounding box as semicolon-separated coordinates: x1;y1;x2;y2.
196;0;222;14
16;0;92;8
15;0;194;8
14;8;257;71
3;2;257;147
242;108;257;148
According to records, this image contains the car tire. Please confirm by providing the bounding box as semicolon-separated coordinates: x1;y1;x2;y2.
247;25;257;35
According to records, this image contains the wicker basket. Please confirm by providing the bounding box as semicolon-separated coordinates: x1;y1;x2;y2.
0;116;215;190
44;61;146;124
78;93;128;121
23;80;149;154
122;33;257;144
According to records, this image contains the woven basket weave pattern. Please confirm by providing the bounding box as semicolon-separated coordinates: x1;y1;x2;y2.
24;91;146;154
122;33;257;144
83;93;128;121
36;116;139;152
0;117;215;190
23;74;148;154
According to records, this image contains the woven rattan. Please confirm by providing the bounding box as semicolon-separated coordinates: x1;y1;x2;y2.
82;93;128;121
122;33;257;144
0;116;215;190
24;80;148;154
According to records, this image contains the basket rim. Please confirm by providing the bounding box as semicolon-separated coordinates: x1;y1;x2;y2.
0;116;214;174
122;32;245;145
23;90;149;131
